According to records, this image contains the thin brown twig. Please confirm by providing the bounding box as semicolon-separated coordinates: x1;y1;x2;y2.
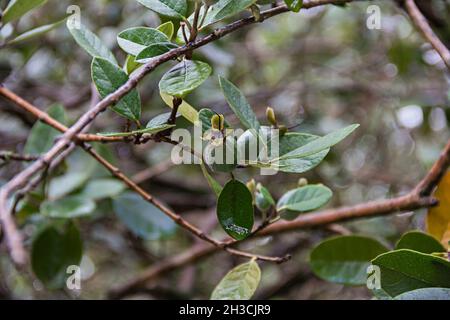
10;144;77;215
131;159;175;184
0;87;123;143
404;0;450;70
81;143;288;263
0;151;39;162
0;88;289;263
109;192;439;298
110;135;450;298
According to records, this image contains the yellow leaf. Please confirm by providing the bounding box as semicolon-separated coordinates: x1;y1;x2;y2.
160;92;199;124
427;171;450;248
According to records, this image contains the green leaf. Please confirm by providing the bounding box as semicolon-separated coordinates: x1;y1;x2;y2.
159;60;212;98
91;57;141;121
200;162;222;197
219;76;260;131
117;27;170;56
146;112;172;128
157;21;175;39
279;132;322;155
284;0;303;12
277;150;330;173
81;179;125;200
217;179;254;240
255;185;275;212
41;196;96;219
135;0;187;19
24;104;65;155
211;260;261;300
8;16;67;45
250;132;329;173
277;184;332;220
195;0;257;29
278;124;359;161
136;42;178;63
31;222;82;289
394;288;450;300
124;55;142;75
310;235;389;285
112;192;177;240
98;113;175;137
3;0;47;24
372;249;450;297
67;21;117;65
396;231;446;254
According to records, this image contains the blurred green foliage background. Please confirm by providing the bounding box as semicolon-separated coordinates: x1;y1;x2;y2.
0;0;449;299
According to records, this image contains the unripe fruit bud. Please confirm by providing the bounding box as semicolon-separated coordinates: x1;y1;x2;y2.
250;4;262;22
266;107;277;126
298;178;308;187
246;179;256;194
211;114;220;130
211;114;225;131
279;125;288;136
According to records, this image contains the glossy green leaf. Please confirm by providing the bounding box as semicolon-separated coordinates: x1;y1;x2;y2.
211;260;261;300
396;231;446;254
219;76;260;131
8;16;67;45
157;21;175;39
196;0;257;29
81;179;125;200
278;124;359;161
159;60;212;98
372;249;450;297
135;0;187;19
277;184;332;220
136;42;178;63
117;27;170;56
31;222;82;288
3;0;47;24
91;57;141;121
67;21;117;64
41;196;96;219
310;235;389;285
24;105;65;155
112;192;176;240
394;288;450;300
284;0;303;12
217;180;254;240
